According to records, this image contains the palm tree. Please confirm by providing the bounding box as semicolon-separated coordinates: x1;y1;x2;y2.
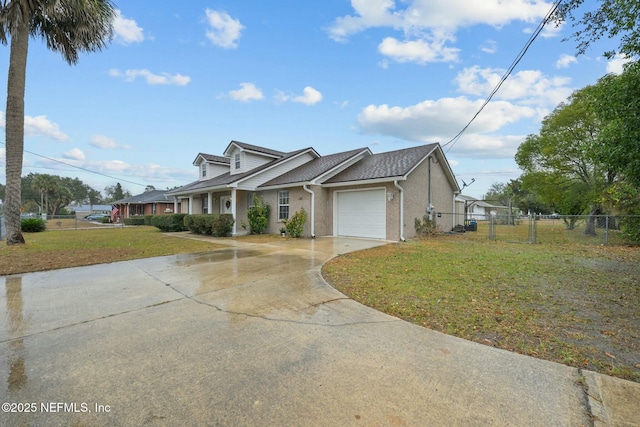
0;0;116;245
31;173;57;216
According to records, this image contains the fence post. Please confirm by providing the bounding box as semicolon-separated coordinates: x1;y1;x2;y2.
605;216;609;246
528;214;538;244
489;214;495;240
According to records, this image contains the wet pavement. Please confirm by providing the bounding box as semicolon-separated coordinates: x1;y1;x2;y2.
1;236;639;426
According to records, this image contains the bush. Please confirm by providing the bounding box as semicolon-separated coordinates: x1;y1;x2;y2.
620;212;640;244
285;207;306;238
21;218;46;232
151;214;188;232
183;214;234;237
415;215;439;237
247;194;271;234
212;214;234;237
144;215;154;226
124;217;146;226
101;216;112;224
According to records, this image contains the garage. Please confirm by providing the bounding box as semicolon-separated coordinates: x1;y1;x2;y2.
335;188;386;239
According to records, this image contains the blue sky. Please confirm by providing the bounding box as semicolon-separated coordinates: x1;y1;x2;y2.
0;0;629;199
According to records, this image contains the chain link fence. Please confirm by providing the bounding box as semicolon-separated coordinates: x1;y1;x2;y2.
471;214;640;246
0;214;122;238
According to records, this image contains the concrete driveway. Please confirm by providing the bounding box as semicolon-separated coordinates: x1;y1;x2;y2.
1;236;638;426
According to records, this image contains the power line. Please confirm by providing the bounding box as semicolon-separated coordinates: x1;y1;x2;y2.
0;140;147;187
442;0;563;154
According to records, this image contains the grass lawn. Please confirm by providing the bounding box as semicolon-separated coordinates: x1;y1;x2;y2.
323;230;640;383
0;226;225;275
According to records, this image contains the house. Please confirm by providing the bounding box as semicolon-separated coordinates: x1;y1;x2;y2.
69;204;113;218
455;195;509;222
112;190;176;223
166;141;461;241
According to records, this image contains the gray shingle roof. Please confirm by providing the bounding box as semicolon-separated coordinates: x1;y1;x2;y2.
167;147;315;195
226;140;286;158
323;144;438;183
259;148;369;187
114;190;173;204
194;153;230;164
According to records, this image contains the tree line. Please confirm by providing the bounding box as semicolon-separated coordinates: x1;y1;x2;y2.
484;61;640;238
0;174;133;216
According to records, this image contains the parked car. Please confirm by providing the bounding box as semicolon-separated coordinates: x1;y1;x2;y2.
84;213;110;221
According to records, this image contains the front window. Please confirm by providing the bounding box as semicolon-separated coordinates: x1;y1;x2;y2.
278;191;289;220
234;153;241;170
203;196;208;214
131;204;144;216
201;163;206;177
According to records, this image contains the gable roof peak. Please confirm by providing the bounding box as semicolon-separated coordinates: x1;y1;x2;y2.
224;140;286;158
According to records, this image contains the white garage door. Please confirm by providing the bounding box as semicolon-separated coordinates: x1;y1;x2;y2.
336;189;386;239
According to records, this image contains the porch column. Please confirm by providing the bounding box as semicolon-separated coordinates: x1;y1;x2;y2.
188;195;193;214
207;191;213;214
173;197;178;214
231;188;237;235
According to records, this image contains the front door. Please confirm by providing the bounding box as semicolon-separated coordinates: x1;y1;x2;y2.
220;195;232;214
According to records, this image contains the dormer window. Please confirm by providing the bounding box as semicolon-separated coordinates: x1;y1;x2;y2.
234;153;241;170
201;163;206;177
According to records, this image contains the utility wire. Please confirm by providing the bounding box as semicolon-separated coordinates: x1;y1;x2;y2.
442;0;563;154
0;140;146;187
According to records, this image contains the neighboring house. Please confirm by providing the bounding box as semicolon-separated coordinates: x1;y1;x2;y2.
69;204;113;218
112;190;176;222
166;140;460;241
455;195;508;221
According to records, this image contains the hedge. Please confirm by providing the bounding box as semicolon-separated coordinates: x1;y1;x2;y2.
124;217;146;226
150;214;188;232
183;214;234;237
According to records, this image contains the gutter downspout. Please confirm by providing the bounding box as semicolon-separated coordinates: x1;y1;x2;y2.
453;192;459;230
303;185;315;238
428;156;433;221
394;180;405;242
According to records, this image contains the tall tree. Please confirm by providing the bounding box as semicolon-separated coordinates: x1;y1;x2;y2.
590;61;640;187
103;182;130;202
553;0;640;58
30;173;57;215
515;84;613;234
0;0;116;245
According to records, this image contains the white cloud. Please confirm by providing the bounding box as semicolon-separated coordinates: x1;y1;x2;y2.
113;10;144;44
327;0;554;41
0;112;68;141
205;9;244;49
109;68;191;86
89;134;130;150
454;66;573;107
63;148;85;161
26;115;68;141
606;54;633;75
226;83;264;102
480;39;497;54
357;96;535;156
378;35;460;63
276;87;323;105
555;54;577;69
293;87;323;105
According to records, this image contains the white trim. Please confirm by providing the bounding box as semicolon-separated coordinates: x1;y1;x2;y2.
303;185;315;238
323;176;405;188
